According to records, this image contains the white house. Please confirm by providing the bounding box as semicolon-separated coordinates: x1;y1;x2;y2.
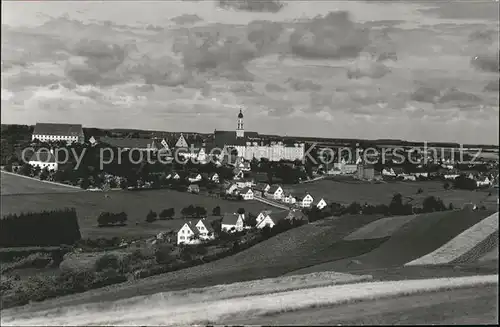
296;193;314;208
282;193;297;204
209;172;220;183
195;219;215;241
32;122;84;144
29;149;58;171
221;213;246;232
233;169;245;180
166;172;180;180
476;176;491;187
256;210;289;229
187;173;202;183
266;185;284;200
177;221;201;245
175;133;189;148
240;187;254;200
256;210;272;226
382;168;396;176
401;174;417;181
236;179;254;188
444;174;460;180
315;198;328;210
254;183;270;195
414;172;429;178
225;183;239;195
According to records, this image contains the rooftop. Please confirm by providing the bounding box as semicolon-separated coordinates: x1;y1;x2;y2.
33;123;83;137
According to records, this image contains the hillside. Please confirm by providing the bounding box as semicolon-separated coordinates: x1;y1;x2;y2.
1;214;385;311
288;209;495;275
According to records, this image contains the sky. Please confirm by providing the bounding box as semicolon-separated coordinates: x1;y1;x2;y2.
1;0;499;144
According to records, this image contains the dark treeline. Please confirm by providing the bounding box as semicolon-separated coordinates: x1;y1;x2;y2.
1;208;81;247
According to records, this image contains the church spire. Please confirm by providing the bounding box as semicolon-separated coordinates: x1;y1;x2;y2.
236;109;244;138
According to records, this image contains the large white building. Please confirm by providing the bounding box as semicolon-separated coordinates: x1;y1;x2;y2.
212;110;305;162
32;123;85;144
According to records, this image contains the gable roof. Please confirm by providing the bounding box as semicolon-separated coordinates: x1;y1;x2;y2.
99;136;155;149
254;183;270;191
240;187;253;194
179;221;201;236
221;213;242;226
267;185;282;194
33;123;83;137
196;219;214;232
294;192;312;200
269;210;289;222
29;150;57;163
188;184;200;190
213;130;260;147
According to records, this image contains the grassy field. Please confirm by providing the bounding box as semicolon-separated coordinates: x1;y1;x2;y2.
4;275;496;325
344;214;418;241
289;209;495;276
224;285;498;325
286;179;498;209
406;212;498;266
0;171;82;195
1;189;274;239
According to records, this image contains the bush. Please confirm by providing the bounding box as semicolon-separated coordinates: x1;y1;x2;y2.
97;212;127;227
146;210;157;223
159;208;175;220
94;254;120;272
154;244;175;264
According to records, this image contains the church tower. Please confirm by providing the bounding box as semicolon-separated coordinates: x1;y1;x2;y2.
236;109;244;138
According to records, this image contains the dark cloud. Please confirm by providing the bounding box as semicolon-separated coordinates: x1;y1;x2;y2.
265;83;286;92
3;72;62;91
286;78;322;91
469;29;497;44
347;61;391;79
171;14;203;25
309;92;333;112
470;52;499;73
247;20;285;55
484;79;499;92
438;87;481;104
289;11;370;60
218;0;285;13
410;86;441;103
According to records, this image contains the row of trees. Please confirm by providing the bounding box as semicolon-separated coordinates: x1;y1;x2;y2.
97;212;128;227
1;208;81;247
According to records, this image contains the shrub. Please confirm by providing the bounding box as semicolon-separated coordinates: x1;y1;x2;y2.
154;244;175;264
94;254;120;272
146;210;157;222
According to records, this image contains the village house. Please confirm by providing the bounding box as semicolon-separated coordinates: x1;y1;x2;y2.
476;176;491;187
221;213;246;232
195;219;215;241
187;173;202;183
266;185;284;200
175;133;189;148
256;210;286;229
224;182;239;195
177;221;201;245
32;122;85;144
209;172;220;183
236;178;254;189
28;149;58;171
166;172;181;180
282;193;297;204
240;187;254;200
295;193;314;208
382;168;396;177
187;184;200;194
254;183;270;194
444;174;460;180
315;198;328;210
286;209;308;222
233;168;245;180
98;136;162;151
401;174;417;181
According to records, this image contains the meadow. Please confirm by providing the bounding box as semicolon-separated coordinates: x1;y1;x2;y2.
0;171;82;195
1;188;274;239
287;179;498;209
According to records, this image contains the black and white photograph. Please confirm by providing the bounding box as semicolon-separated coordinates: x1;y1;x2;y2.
0;0;499;325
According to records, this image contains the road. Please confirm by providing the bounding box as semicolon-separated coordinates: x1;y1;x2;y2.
223;285;498;325
254;195;290;210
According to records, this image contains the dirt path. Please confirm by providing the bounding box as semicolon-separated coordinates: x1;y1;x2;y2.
223;285;498;325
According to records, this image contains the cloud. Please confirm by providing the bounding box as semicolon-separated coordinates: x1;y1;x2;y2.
410;86;441;103
265;83;286;92
286;78;322;91
470;52;499;73
484;79;499;92
346;57;391;79
309;92;333;112
218;0;285;13
469;29;497;44
289;11;370;60
229;82;259;96
247;20;285;55
171;14;203;25
3;72;62;91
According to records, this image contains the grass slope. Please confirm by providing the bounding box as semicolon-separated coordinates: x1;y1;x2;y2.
289;209;495;275
344;214;418;240
0;171;82;195
1;189;274;239
406;212;499;266
478;245;499;262
2;214;384;310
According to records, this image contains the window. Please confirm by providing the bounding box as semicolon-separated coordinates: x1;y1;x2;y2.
180;236;185;240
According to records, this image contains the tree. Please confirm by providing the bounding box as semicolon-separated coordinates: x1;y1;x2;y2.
4;164;12;172
237;208;245;215
245;213;257;228
417;188;423;194
160;208;175;220
194;206;207;218
453;175;477;190
155;244;175;264
389;193;404;215
422;196;446;213
98;212;111;227
18;163;33;176
211;218;222;234
443;182;450;190
448;203;454;210
116;212;127;225
39;168;50;181
212;206;221;216
181;205;195;218
146;210;157;223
